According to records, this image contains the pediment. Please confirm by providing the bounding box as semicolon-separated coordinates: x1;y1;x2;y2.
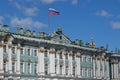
51;34;71;44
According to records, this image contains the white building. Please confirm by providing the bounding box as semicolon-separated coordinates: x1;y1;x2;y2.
0;24;120;80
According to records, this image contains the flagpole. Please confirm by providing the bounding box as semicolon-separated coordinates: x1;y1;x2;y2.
48;8;50;34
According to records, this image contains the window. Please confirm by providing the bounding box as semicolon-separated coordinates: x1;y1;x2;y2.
34;64;37;74
65;54;68;60
12;47;15;54
55;52;57;58
89;57;91;63
34;50;37;56
73;66;75;76
3;61;7;72
28;63;30;74
60;36;62;40
85;68;87;77
20;62;23;73
65;66;68;75
55;64;57;74
45;64;48;75
3;45;6;53
20;48;23;55
59;53;62;59
84;57;86;62
60;65;62;75
12;62;15;73
72;54;75;60
44;51;48;57
28;49;30;56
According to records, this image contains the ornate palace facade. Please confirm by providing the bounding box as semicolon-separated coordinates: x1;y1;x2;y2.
0;24;120;80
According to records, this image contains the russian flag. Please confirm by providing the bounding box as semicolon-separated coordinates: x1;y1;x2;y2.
49;8;60;15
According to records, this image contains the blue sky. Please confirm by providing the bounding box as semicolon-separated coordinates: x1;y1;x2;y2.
0;0;120;51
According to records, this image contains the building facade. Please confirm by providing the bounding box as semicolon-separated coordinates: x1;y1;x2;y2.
0;24;120;80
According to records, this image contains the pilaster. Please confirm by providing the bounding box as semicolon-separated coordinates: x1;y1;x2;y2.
0;41;4;79
49;48;56;76
69;51;73;77
8;44;12;74
96;56;101;79
56;51;60;75
0;42;4;73
62;51;65;76
93;55;96;78
76;52;81;78
38;47;45;76
16;44;20;74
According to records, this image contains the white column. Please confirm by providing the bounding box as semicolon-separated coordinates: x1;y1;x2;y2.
49;48;55;76
69;51;73;77
114;63;116;79
97;57;100;79
102;59;105;78
116;63;119;79
56;51;60;75
8;44;12;73
16;45;20;74
106;59;109;79
62;51;65;76
118;62;120;79
38;47;45;76
93;56;96;78
0;43;4;73
76;52;81;77
0;41;4;79
111;63;114;79
119;62;120;79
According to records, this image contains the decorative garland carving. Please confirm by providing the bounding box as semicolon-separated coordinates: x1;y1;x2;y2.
8;45;12;48
49;50;56;54
39;49;45;53
0;44;3;48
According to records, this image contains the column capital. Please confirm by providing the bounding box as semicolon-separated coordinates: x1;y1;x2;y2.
39;47;45;53
69;51;73;56
49;48;56;54
0;41;4;47
8;44;12;48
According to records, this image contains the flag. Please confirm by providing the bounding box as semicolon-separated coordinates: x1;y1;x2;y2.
49;8;60;15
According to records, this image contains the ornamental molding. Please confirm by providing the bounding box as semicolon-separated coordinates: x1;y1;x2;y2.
39;49;45;53
17;46;21;49
0;78;3;80
49;50;56;54
8;45;12;48
0;44;4;48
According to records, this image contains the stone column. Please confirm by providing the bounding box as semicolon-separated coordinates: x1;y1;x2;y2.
76;52;81;78
106;59;110;80
111;63;114;79
102;58;105;78
49;48;56;76
113;61;119;80
8;44;12;74
114;62;117;79
16;44;20;74
56;51;60;75
38;47;45;76
62;51;65;76
0;41;4;79
93;55;96;78
97;57;101;79
116;63;119;79
118;61;120;79
69;51;73;77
